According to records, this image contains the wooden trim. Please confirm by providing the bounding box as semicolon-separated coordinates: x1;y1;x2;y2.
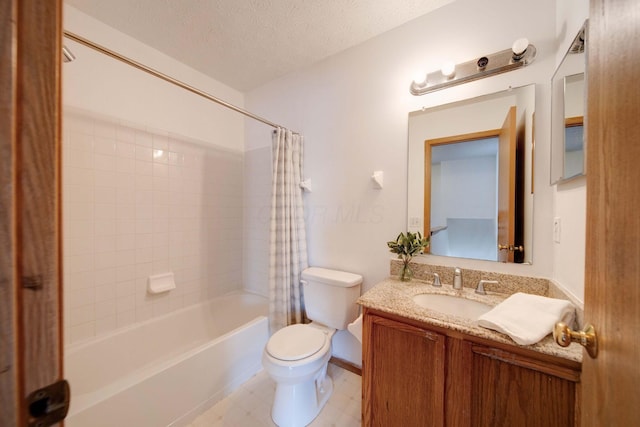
565;116;584;127
0;0;19;424
330;357;362;376
470;345;581;381
426;129;502;146
423;129;502;248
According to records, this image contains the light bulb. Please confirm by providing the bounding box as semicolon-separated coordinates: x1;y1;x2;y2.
413;73;427;88
512;38;529;59
441;62;455;78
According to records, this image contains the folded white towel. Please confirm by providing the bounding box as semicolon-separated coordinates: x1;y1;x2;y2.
347;314;363;343
478;292;575;345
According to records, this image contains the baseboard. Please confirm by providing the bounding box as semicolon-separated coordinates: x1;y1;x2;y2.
330;356;362;376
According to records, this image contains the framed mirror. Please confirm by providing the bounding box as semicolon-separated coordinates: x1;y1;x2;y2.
408;84;535;264
551;21;587;184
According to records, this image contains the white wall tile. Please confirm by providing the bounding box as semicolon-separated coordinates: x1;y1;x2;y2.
94;136;116;155
116;141;136;158
95;299;116;319
94;235;116;253
94;153;115;171
94;268;116;286
64;110;245;344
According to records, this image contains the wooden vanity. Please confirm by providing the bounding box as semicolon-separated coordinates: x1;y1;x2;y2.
359;279;582;427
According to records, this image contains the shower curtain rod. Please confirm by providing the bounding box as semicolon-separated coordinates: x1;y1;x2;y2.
63;30;295;133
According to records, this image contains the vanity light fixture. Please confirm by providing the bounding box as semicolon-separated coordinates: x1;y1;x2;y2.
410;38;537;96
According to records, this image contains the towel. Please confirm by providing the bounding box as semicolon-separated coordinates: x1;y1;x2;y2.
347;314;363;343
478;292;576;345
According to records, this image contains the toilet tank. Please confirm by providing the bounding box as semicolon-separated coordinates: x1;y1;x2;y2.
302;267;363;330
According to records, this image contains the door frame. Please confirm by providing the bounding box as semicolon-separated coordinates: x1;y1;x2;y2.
0;1;64;425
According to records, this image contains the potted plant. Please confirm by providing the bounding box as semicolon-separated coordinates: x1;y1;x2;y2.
387;231;430;281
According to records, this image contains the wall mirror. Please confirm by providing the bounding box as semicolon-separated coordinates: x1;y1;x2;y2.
407;84;535;264
551;21;587;184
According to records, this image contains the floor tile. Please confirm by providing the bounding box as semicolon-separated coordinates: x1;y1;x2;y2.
187;363;361;427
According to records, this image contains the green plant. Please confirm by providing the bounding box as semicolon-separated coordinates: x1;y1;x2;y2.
387;232;430;281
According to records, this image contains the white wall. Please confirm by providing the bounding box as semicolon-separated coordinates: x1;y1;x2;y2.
553;1;589;303
246;0;559;294
63;6;245;151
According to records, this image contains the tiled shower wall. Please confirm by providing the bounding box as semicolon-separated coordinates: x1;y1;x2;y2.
242;146;271;297
63;109;244;345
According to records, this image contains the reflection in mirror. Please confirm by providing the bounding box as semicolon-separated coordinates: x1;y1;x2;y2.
551;21;587;183
563;74;585;178
408;85;535;264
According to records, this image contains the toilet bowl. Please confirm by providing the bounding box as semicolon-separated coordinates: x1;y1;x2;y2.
262;323;335;427
263;267;362;427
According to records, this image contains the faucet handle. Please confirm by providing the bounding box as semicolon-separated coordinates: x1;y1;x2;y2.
432;273;442;287
476;279;498;295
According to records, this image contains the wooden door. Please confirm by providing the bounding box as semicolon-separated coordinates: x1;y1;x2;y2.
581;0;640;425
497;106;517;262
362;311;446;427
464;344;580;427
0;1;64;426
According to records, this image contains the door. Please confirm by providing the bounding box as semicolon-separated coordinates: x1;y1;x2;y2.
497;106;517;262
581;0;640;424
0;1;65;426
363;312;446;427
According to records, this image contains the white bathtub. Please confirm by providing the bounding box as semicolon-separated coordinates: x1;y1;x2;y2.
65;292;269;427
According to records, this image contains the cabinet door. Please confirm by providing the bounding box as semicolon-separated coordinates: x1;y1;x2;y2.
465;344;580;427
363;314;446;427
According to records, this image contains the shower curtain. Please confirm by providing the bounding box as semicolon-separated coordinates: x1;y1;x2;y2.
268;128;309;332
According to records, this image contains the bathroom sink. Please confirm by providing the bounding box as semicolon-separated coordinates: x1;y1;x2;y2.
412;294;492;320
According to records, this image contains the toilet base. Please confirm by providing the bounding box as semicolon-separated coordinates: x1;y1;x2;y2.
271;363;333;427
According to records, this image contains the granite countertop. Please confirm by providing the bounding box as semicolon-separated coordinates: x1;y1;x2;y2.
358;278;583;363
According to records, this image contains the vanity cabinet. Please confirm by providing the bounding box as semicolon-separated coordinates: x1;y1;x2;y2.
362;309;581;427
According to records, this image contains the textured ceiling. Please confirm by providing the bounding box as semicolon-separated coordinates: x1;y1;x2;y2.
65;0;454;91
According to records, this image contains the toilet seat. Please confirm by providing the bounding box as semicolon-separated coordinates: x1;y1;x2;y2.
266;324;327;361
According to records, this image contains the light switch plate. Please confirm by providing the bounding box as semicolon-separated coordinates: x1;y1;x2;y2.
553;217;561;243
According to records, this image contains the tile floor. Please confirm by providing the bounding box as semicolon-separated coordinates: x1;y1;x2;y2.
187;363;362;427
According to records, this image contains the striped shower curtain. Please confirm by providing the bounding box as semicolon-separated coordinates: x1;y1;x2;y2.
268;128;309;332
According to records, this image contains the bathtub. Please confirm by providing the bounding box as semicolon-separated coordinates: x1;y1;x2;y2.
65;292;269;427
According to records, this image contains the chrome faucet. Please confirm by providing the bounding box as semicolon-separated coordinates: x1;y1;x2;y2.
453;267;463;290
432;272;442;287
475;279;498;295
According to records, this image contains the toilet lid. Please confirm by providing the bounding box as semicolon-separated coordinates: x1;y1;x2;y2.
266;324;326;361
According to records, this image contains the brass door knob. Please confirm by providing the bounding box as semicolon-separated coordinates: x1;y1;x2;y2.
553;322;598;358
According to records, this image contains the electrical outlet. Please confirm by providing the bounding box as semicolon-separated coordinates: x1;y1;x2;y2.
553;217;561;243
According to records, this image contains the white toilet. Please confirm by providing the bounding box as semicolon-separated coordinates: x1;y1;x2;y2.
262;267;363;427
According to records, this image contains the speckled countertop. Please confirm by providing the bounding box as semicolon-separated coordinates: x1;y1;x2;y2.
358;278;583;363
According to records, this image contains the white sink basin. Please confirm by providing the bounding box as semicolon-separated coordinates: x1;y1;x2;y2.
412;293;493;320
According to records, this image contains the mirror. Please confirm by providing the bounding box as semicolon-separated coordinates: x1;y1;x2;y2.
408;84;535;263
551;21;587;183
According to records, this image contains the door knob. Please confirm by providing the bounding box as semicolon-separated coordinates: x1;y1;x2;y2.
553;322;598;358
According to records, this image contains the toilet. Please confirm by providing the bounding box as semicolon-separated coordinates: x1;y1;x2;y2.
262;267;363;427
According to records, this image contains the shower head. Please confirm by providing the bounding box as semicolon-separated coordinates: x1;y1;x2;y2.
62;45;76;63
